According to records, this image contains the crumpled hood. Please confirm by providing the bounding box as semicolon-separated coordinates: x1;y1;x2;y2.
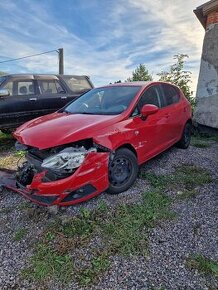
14;112;120;149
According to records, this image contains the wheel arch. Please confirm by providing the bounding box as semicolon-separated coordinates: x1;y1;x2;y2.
186;118;192;125
116;143;138;158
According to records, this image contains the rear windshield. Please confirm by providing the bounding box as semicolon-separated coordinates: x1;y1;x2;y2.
62;76;92;93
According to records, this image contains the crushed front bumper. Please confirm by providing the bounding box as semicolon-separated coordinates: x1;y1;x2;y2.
0;152;109;206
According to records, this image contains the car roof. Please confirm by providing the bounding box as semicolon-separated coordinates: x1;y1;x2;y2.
98;81;181;91
2;74;89;79
98;81;152;89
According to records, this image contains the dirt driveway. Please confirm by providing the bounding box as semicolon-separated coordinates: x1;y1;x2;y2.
0;134;217;290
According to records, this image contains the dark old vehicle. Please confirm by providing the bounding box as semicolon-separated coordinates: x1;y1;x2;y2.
0;74;94;133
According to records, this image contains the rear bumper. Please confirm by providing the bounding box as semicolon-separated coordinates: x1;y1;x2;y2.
4;152;109;206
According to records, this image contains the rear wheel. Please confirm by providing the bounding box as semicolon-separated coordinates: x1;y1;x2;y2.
176;122;192;149
107;148;138;194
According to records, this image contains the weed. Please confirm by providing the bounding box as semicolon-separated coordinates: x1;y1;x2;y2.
15;150;26;158
191;134;218;148
77;254;110;285
22;243;73;283
17;201;32;210
14;228;28;241
141;165;213;192
191;136;210;148
0;131;14;152
187;255;218;277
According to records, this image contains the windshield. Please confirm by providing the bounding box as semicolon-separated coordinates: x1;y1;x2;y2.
0;76;7;86
64;86;141;115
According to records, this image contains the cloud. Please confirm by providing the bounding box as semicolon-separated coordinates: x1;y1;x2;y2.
0;0;205;92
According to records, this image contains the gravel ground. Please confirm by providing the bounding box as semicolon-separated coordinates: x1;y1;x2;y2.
0;141;217;290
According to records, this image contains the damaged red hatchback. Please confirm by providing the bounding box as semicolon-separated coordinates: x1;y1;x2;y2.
12;81;192;206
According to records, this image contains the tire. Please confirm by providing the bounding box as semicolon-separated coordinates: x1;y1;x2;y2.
107;148;138;194
176;122;192;149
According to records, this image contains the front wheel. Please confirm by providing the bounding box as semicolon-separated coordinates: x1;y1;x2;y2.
176;122;192;149
107;148;138;195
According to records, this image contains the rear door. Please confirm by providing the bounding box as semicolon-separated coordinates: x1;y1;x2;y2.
160;83;184;142
0;76;38;128
35;76;68;114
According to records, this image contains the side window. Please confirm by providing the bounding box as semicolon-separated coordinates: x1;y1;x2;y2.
17;81;35;95
138;86;161;110
162;84;180;106
38;80;65;94
3;81;13;95
3;80;35;96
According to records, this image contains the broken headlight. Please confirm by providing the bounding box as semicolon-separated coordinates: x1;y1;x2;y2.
41;146;96;173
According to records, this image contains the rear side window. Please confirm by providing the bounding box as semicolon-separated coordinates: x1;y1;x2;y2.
62;76;92;93
161;84;180;106
38;80;65;94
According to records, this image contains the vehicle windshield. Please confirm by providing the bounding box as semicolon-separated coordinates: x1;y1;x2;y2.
64;86;141;115
0;76;7;86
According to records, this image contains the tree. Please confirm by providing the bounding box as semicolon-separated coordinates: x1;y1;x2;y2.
127;64;152;82
158;54;195;108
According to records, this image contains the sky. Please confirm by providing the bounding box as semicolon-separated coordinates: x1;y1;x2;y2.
0;0;205;93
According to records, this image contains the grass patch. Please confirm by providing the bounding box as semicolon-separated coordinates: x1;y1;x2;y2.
141;165;213;196
101;190;174;256
187;255;218;278
14;228;28;241
77;253;110;285
22;190;174;286
191;136;211;148
0;131;14;152
22;164;213;286
191;134;218;148
17;201;32;210
22;243;73;283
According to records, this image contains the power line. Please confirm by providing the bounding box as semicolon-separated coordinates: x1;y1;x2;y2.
0;49;58;64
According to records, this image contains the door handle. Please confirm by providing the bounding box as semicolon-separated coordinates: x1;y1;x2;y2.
29;98;37;101
61;96;67;99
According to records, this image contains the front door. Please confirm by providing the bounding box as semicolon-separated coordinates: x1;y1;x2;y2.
0;77;38;129
129;85;170;163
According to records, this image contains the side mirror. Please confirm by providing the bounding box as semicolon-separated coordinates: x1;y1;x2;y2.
141;104;159;118
0;89;10;97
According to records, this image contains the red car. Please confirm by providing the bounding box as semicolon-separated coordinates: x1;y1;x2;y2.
12;81;192;206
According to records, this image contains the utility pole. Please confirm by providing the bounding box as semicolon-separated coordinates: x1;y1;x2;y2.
58;48;64;74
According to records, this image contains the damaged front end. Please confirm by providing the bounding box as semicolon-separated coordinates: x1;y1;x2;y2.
13;139;110;206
